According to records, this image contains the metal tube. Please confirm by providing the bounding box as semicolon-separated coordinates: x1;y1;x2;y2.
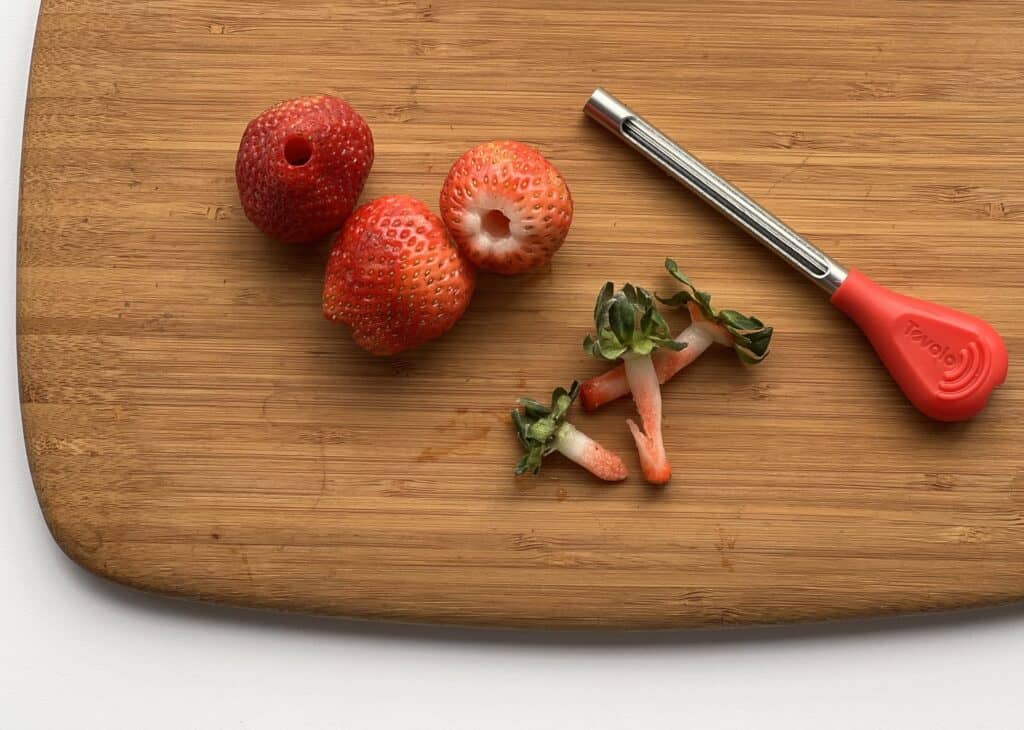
584;88;848;294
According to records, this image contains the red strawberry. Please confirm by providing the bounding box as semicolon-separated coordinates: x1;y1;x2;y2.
439;141;573;275
322;195;476;356
236;95;373;244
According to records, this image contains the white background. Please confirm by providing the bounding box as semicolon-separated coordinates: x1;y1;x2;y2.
2;1;1021;727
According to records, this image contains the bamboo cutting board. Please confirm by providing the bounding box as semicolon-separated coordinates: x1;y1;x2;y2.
18;0;1024;629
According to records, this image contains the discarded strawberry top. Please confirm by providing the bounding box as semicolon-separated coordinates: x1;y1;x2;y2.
580;260;774;412
512;382;627;483
584;283;684;486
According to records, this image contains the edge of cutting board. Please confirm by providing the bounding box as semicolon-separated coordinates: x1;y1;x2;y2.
16;0;1024;629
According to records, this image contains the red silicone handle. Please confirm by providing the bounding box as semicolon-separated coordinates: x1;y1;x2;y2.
830;269;1008;421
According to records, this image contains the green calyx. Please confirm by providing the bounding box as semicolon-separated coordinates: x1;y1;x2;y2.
657;259;774;364
583;282;686;361
511;382;578;476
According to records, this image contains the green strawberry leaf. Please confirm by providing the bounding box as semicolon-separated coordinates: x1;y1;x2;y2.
551;385;576;420
653;336;687;352
511;409;529;445
593;281;614;324
609;298;635;347
518;397;550;419
654;290;692;310
732;326;774;364
584;281;685;361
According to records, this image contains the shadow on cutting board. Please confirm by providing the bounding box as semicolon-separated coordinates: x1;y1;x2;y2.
58;554;1024;648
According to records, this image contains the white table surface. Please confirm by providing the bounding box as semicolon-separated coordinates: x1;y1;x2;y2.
2;2;1021;727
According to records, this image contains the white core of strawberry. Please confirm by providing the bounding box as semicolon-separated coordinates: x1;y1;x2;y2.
687;301;734;347
623;354;671;485
554;422;597;467
675;323;717;357
553;422;626;482
462;195;523;255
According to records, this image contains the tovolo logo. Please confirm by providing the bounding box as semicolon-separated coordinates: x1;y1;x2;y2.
903;320;959;367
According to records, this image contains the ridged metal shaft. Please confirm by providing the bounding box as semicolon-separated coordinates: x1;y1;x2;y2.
584;88;848;294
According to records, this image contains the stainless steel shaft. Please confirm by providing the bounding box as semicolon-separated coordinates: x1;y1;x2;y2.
584;88;848;294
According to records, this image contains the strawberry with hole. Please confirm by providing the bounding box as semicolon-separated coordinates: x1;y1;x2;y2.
322;195;476;356
236;95;373;244
439;140;573;274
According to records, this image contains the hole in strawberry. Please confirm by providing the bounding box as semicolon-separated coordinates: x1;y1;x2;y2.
284;135;313;167
482;209;511;238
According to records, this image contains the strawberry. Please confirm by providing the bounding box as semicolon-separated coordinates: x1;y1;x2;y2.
322;195;476;356
439;141;573;275
236;95;373;244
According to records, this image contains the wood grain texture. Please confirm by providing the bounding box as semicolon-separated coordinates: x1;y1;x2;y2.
17;0;1024;628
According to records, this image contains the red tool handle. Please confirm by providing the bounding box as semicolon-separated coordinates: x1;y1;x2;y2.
830;270;1007;421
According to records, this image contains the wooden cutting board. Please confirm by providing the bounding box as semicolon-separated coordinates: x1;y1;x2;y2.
18;0;1024;629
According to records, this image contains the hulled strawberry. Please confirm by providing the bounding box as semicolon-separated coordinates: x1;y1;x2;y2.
439;140;573;275
236;95;373;244
322;195;476;356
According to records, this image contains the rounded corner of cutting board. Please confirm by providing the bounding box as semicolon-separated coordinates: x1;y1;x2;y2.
15;0;1024;628
23;471;119;589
